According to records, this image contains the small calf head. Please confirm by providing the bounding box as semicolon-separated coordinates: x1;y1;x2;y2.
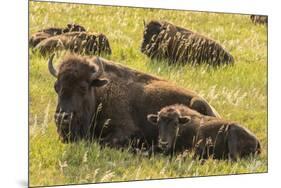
147;107;191;153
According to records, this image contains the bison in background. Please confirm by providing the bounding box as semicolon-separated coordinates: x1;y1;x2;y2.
250;15;268;25
35;32;112;56
147;104;261;160
141;20;234;65
48;54;220;150
29;23;86;48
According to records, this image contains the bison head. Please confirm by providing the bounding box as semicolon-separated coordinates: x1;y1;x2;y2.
63;23;86;33
141;20;163;53
147;108;191;155
48;54;108;143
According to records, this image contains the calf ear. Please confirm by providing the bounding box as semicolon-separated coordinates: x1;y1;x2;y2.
91;79;108;87
179;116;191;124
147;114;158;125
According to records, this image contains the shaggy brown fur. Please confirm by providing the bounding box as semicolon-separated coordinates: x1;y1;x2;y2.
48;54;220;148
35;32;111;56
141;20;234;65
29;23;86;48
250;15;268;25
147;104;260;160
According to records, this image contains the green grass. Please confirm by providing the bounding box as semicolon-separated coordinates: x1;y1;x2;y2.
29;1;267;187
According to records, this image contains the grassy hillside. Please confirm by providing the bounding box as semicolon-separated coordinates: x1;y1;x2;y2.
29;1;267;187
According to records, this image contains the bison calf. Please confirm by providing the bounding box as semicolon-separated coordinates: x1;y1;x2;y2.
147;104;261;160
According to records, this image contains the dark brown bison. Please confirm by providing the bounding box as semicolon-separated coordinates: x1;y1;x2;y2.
29;23;86;48
48;54;220;148
35;32;111;56
141;20;234;65
147;104;261;160
250;15;268;25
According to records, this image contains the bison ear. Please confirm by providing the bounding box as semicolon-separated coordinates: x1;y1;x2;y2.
179;116;191;125
91;79;108;87
147;114;158;125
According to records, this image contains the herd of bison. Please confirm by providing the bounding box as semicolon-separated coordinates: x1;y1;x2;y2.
30;15;267;162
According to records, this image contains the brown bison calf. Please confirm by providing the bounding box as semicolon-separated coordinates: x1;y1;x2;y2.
147;104;261;160
34;32;111;56
141;20;234;65
29;23;86;48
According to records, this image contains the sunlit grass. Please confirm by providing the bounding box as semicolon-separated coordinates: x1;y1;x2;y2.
29;1;267;187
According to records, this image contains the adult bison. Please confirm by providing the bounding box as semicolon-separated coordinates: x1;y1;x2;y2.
141;20;234;65
29;23;86;48
35;32;111;56
147;104;261;160
48;54;220;148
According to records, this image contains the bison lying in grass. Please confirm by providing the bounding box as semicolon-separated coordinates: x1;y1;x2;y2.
48;54;220;148
29;23;86;48
250;15;268;25
35;32;111;56
147;104;261;161
141;20;234;65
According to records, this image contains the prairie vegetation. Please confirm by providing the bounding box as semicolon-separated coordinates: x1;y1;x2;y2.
29;1;267;187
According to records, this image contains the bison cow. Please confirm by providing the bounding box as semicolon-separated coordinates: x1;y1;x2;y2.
29;23;86;48
147;104;261;160
250;15;268;25
48;54;220;149
141;20;234;65
35;32;111;56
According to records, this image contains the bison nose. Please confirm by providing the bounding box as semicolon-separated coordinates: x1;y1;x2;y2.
55;112;73;125
159;139;169;147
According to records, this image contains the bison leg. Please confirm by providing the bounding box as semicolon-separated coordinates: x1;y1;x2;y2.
190;97;219;118
100;123;140;149
213;125;227;159
193;139;206;160
100;132;130;148
226;127;239;161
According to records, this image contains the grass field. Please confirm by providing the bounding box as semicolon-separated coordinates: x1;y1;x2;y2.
29;1;267;187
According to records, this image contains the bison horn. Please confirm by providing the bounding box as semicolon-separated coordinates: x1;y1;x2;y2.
90;57;104;80
48;53;58;78
143;19;146;27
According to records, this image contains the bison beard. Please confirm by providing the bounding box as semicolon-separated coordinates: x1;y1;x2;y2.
35;32;112;56
48;54;221;149
141;20;234;65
